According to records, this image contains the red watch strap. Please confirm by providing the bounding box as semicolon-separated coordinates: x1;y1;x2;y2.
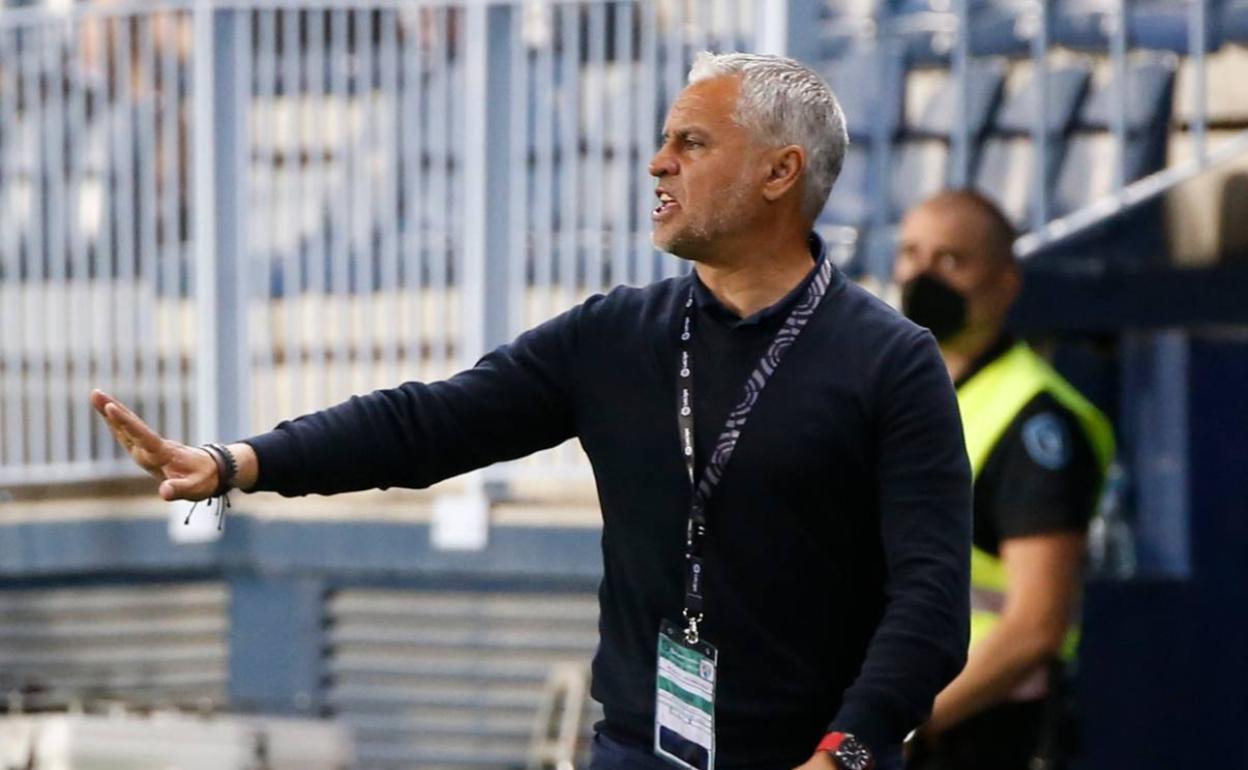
817;732;848;753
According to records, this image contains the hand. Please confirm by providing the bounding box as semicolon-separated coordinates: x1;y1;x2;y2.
90;389;219;501
792;751;837;770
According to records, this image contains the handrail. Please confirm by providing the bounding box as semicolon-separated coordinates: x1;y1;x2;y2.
1016;128;1248;257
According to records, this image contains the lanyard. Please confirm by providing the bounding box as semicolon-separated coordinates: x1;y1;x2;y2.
675;254;836;644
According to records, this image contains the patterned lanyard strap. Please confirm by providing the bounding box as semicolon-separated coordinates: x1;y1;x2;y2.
675;254;836;643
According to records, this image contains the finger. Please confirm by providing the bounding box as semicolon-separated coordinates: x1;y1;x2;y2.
90;389;116;417
94;393;140;447
103;402;165;454
99;403;140;451
97;405;136;450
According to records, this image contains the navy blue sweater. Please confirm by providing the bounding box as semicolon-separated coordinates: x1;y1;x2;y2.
244;240;971;766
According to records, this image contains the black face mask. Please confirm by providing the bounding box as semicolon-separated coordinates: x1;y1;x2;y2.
901;273;968;342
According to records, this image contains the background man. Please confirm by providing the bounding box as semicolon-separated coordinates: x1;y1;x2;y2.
895;190;1115;770
93;53;971;770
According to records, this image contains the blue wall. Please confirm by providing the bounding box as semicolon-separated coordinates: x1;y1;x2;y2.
1077;334;1248;770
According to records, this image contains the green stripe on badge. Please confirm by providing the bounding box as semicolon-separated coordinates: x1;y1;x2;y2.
658;676;713;713
659;638;702;674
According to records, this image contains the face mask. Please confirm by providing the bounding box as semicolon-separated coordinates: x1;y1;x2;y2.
901;273;968;342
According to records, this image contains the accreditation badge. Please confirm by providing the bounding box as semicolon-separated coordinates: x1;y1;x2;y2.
654;619;717;770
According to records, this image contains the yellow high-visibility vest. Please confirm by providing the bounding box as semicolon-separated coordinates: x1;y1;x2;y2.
956;343;1115;660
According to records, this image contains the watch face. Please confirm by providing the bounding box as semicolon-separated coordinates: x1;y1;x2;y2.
834;735;874;770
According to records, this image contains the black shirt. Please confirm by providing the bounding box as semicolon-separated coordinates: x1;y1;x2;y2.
242;236;972;765
955;337;1102;556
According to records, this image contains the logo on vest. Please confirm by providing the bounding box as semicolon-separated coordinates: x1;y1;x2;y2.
1022;412;1071;470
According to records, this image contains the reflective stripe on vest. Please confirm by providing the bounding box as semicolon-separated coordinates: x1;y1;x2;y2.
957;343;1116;661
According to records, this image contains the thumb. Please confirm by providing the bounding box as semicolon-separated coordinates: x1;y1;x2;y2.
159;478;201;501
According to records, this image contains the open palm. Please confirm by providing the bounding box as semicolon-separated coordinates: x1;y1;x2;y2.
89;389;218;501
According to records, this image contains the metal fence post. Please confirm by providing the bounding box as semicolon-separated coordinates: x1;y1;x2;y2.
462;4;513;380
192;3;249;445
1030;0;1051;231
951;0;972;188
1189;0;1209;164
432;3;514;550
183;3;248;542
1110;0;1129;197
756;0;823;63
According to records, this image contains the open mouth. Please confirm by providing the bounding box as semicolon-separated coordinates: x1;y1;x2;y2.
653;190;680;220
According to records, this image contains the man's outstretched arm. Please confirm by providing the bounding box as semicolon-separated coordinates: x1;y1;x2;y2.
92;303;586;500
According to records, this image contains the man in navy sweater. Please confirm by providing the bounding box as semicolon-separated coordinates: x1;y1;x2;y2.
93;53;970;770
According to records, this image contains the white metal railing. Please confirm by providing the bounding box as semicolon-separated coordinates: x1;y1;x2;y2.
0;0;760;488
5;0;1241;489
0;5;197;484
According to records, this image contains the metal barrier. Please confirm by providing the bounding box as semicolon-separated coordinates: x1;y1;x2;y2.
0;4;197;484
2;0;1242;487
0;0;759;487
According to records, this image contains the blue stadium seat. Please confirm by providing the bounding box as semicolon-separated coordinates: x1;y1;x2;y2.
819;42;907;228
974;62;1092;225
890;60;1006;217
1222;0;1248;41
885;0;1034;58
823;43;908;139
827;0;885;15
994;64;1093;134
909;59;1009;136
887;0;948;14
1053;54;1177;216
1130;2;1224;53
825;145;875;227
966;5;1032;57
858;224;902;280
1079;55;1178;130
890;141;950;218
821;0;885;59
1053;1;1120;51
1054;0;1225;53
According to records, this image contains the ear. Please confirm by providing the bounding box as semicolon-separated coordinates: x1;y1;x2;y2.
996;263;1023;311
761;145;805;203
1006;262;1023;298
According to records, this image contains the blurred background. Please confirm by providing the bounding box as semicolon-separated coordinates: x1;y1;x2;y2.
0;0;1244;767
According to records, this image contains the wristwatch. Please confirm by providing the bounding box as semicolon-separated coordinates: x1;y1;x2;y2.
817;732;874;770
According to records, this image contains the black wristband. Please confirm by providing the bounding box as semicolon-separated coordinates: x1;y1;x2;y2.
201;443;238;497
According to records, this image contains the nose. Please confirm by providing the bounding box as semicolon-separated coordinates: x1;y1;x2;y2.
913;252;936;275
894;249;932;284
648;143;676;178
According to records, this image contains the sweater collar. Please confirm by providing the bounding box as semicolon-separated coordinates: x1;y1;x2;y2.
689;232;830;329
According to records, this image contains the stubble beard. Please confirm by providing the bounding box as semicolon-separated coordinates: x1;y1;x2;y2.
652;173;756;261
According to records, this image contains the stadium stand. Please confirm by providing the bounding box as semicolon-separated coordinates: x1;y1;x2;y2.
2;2;1248;769
891;58;1006;217
1225;0;1248;39
813;0;1248;278
819;41;907;229
974;60;1093;225
324;588;601;767
1053;53;1177;217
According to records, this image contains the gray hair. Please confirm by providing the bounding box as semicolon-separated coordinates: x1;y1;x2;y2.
687;51;848;222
